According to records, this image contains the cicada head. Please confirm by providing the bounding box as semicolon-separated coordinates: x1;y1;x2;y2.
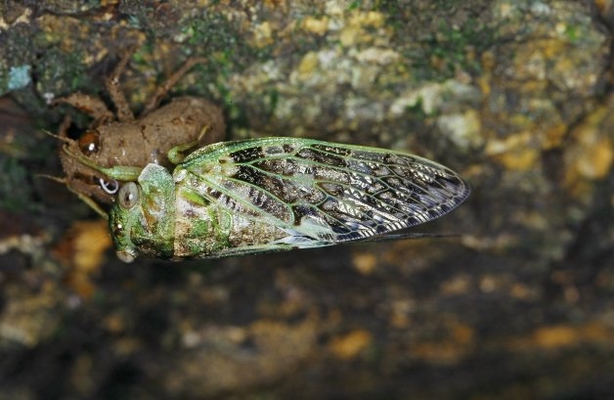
109;182;141;262
108;164;176;262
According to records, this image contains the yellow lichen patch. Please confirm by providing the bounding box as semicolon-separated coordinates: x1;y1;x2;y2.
507;322;614;351
485;131;540;171
580;136;613;178
440;274;473;296
339;25;362;47
296;51;320;79
339;11;386;47
564;105;614;195
54;220;111;298
329;329;373;360
534;325;580;348
347;11;385;29
71;220;112;271
566;125;613;176
252;21;275;48
541;122;568;149
351;251;377;275
495;147;539;171
301;16;330;35
262;0;288;11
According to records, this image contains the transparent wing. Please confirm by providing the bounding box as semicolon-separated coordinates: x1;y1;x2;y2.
179;137;470;247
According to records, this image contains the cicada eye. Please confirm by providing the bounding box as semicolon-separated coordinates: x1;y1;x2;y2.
78;130;100;155
118;182;139;209
99;178;119;194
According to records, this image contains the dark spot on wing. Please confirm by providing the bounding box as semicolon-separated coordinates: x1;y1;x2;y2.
296;147;347;167
229;146;265;163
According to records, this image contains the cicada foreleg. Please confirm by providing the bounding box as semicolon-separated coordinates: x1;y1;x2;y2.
70;186;111;220
38;174;110;219
61;145;143;182
167;124;211;165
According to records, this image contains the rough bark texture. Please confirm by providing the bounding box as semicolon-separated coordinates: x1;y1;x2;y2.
1;1;614;399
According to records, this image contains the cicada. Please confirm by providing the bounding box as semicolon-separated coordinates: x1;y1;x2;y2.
97;137;470;262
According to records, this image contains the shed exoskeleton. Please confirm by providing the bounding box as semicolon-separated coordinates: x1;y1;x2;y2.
54;51;226;216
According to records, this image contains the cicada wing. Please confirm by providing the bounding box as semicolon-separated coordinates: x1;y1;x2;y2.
180;137;470;249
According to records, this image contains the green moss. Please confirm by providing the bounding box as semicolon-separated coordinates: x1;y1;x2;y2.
347;0;364;11
373;1;497;82
185;14;254;70
564;24;581;43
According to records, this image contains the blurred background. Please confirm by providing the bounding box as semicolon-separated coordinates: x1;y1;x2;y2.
1;1;614;399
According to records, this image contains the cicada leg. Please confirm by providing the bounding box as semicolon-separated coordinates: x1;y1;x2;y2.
167;124;211;164
142;57;208;115
52;95;115;124
71;187;110;219
61;145;143;182
39;175;109;219
105;49;136;122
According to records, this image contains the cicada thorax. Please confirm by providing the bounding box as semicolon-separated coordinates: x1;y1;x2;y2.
110;164;177;262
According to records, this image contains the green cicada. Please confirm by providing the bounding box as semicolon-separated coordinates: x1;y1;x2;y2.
100;137;470;262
